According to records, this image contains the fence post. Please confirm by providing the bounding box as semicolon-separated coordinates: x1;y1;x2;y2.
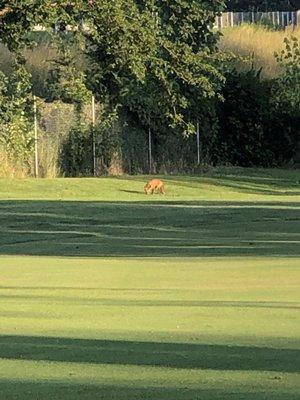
148;127;152;174
291;11;295;27
196;120;200;165
91;95;96;176
230;12;234;27
33;95;39;178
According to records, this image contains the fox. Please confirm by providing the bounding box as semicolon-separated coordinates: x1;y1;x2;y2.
144;179;165;195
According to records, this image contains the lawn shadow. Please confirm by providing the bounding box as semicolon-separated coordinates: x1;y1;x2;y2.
120;189;144;195
166;174;300;196
1;379;298;400
0;199;299;257
0;298;299;310
0;335;299;373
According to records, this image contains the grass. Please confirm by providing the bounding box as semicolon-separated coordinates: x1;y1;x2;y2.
0;168;299;399
219;24;300;79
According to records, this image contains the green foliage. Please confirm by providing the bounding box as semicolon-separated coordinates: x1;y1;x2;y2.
213;35;300;167
225;0;300;11
93;108;122;171
46;35;91;107
121;118;148;174
1;1;299;173
0;115;33;162
214;69;271;166
0;1;88;53
60;125;92;176
61;106;123;176
1;0;226;166
86;0;225;135
270;36;300;164
0;3;33;166
0;61;32;119
0;62;33;165
273;36;300;112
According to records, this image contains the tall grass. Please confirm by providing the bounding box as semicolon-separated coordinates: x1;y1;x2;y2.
0;32;85;97
219;24;300;79
0;149;33;178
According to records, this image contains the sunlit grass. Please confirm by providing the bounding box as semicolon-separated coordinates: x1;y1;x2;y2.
0;167;299;202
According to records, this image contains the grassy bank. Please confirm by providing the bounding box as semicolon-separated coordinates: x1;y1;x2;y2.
219;25;300;78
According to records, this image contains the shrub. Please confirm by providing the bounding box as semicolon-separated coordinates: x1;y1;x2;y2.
60;126;93;176
214;68;272;166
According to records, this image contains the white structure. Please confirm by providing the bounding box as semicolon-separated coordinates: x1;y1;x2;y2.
214;10;300;29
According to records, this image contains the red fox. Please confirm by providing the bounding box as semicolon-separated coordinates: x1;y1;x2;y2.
144;179;165;195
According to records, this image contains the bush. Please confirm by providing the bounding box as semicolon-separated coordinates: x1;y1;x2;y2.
213;48;299;167
60;126;93;176
0;66;34;177
214;69;269;166
270;36;300;164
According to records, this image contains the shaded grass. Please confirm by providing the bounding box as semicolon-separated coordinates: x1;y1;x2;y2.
1;381;299;400
0;200;299;257
1;335;299;372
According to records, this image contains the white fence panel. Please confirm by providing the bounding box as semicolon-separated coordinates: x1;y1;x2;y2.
214;10;300;29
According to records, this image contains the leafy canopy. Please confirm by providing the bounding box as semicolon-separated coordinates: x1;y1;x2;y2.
0;0;225;134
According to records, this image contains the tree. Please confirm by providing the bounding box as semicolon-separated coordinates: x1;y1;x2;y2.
270;36;300;164
86;0;225;135
0;0;227;175
46;35;91;110
0;63;34;165
1;1;226;136
225;0;300;11
273;36;300;113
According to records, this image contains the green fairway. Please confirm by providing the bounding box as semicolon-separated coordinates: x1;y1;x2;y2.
0;168;299;399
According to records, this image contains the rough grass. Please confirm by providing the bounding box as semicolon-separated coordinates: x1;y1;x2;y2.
219;24;300;79
0;168;299;399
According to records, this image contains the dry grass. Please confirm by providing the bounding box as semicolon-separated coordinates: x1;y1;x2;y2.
0;150;31;179
0;42;55;73
219;24;300;79
0;36;84;96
